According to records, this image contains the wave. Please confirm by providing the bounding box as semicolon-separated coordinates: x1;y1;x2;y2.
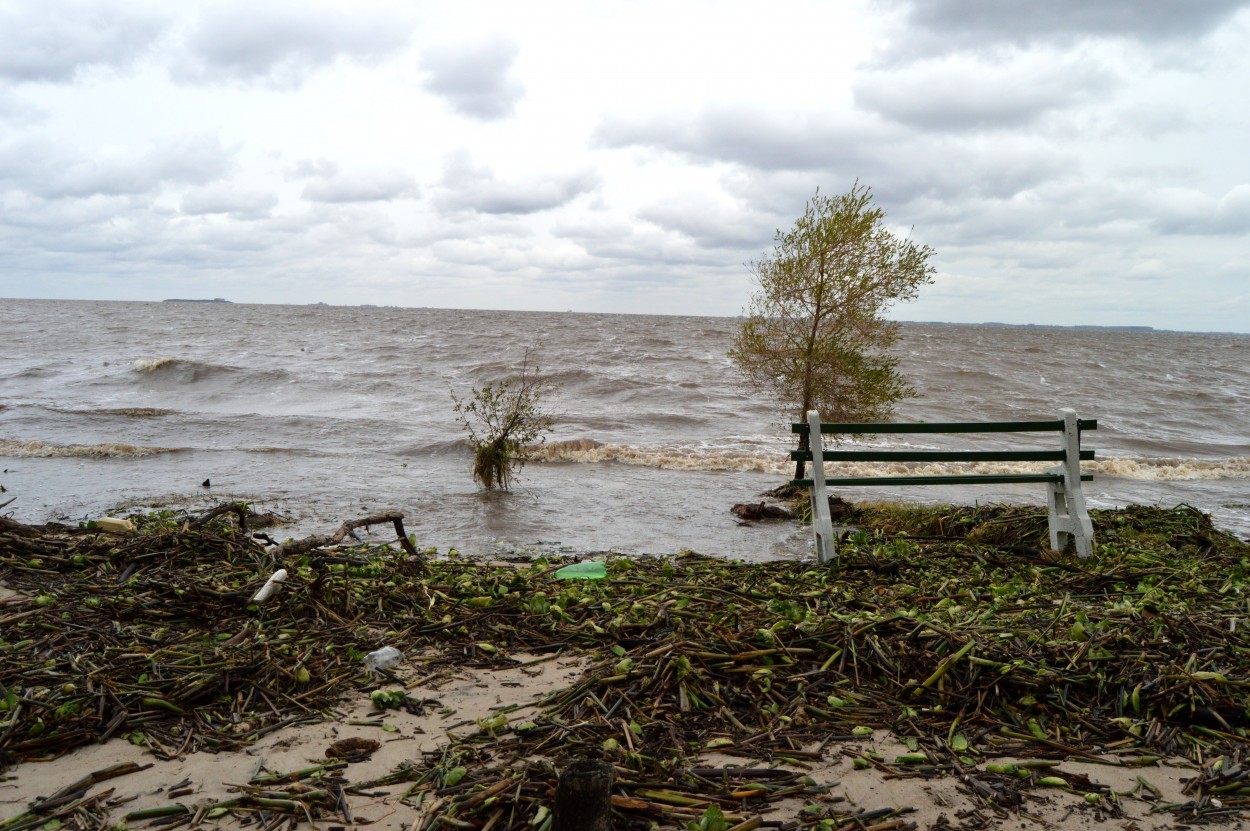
132;357;291;386
2;366;58;381
813;458;1250;482
133;357;183;373
951;369;1004;379
53;407;177;418
543;368;597;385
526;442;1250;481
529;440;788;473
248;446;330;455
0;439;180;458
408;438;472;455
101;407;177;417
1091;456;1250;481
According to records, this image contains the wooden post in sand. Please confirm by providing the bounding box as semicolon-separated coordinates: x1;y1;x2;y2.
554;759;614;831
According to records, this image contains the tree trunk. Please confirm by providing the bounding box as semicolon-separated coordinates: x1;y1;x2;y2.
793;432;809;482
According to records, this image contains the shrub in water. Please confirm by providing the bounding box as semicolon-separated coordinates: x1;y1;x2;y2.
450;350;557;490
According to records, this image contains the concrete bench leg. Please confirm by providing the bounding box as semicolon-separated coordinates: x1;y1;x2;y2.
1046;409;1094;559
808;410;836;564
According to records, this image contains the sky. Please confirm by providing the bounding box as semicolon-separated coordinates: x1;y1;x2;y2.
1;0;1248;332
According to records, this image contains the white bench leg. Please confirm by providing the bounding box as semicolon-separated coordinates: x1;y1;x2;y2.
1047;409;1094;558
808;410;836;564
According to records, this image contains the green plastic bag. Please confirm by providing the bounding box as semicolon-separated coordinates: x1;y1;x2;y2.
554;561;607;580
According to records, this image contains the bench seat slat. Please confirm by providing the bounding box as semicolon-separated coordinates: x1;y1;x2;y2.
792;419;1097;435
789;449;1096;463
791;472;1093;487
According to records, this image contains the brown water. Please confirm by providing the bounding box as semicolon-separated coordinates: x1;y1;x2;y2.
2;299;1248;557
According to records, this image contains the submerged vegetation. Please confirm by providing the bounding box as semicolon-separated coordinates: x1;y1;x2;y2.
2;502;1250;828
449;350;557;490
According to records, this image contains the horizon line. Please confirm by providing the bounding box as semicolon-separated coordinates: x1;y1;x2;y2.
4;295;1247;337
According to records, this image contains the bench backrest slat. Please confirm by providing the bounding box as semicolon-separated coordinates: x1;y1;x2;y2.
790;449;1096;463
792;419;1098;435
792;472;1093;488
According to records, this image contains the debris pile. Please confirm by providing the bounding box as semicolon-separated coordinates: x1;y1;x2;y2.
2;502;1249;828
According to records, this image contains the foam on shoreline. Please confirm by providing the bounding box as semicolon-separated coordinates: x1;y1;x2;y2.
0;439;178;458
530;440;1250;480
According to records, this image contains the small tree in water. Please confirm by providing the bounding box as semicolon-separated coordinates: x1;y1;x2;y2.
450;351;557;490
729;183;937;479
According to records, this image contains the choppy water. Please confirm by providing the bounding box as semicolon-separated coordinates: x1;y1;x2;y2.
2;299;1248;558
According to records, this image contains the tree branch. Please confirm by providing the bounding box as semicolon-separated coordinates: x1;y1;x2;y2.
275;511;421;560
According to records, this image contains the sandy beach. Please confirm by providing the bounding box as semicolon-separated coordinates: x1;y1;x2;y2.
3;658;1229;831
1;653;1222;831
4;502;1250;830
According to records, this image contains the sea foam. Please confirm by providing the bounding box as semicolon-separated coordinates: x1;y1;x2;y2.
133;357;181;373
529;442;1250;480
0;439;176;458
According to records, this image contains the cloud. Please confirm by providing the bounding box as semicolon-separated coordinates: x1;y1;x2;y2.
0;88;44;123
595;106;891;172
436;153;597;215
300;169;419;203
0;191;413;289
853;54;1117;131
555;220;725;269
1215;185;1250;233
431;239;531;272
636;193;774;251
875;0;1250;59
550;217;635;247
286;157;340;180
0;0;172;82
1126;259;1168;281
0;133;236;199
0;192;144;236
876;136;1072;205
1149;184;1250;236
180;186;278;219
421;36;524;120
174;1;412;87
595;107;1069;205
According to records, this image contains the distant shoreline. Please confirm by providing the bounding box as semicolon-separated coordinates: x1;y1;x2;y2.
3;297;1245;336
906;320;1158;333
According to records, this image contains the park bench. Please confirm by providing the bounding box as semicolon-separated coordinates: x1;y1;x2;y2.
792;409;1097;563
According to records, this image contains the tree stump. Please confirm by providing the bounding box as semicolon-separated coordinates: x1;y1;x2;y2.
554;759;614;831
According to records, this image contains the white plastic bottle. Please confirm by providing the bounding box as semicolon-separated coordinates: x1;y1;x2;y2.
363;646;403;672
250;569;288;604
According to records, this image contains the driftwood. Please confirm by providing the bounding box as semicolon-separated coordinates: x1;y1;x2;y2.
0;514;39;537
30;762;152;813
189;501;252;531
730;502;793;521
826;495;856;520
275;511;420;559
730;496;854;523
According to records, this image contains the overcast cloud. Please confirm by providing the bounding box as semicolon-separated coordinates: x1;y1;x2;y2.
1;0;1248;331
421;36;525;120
